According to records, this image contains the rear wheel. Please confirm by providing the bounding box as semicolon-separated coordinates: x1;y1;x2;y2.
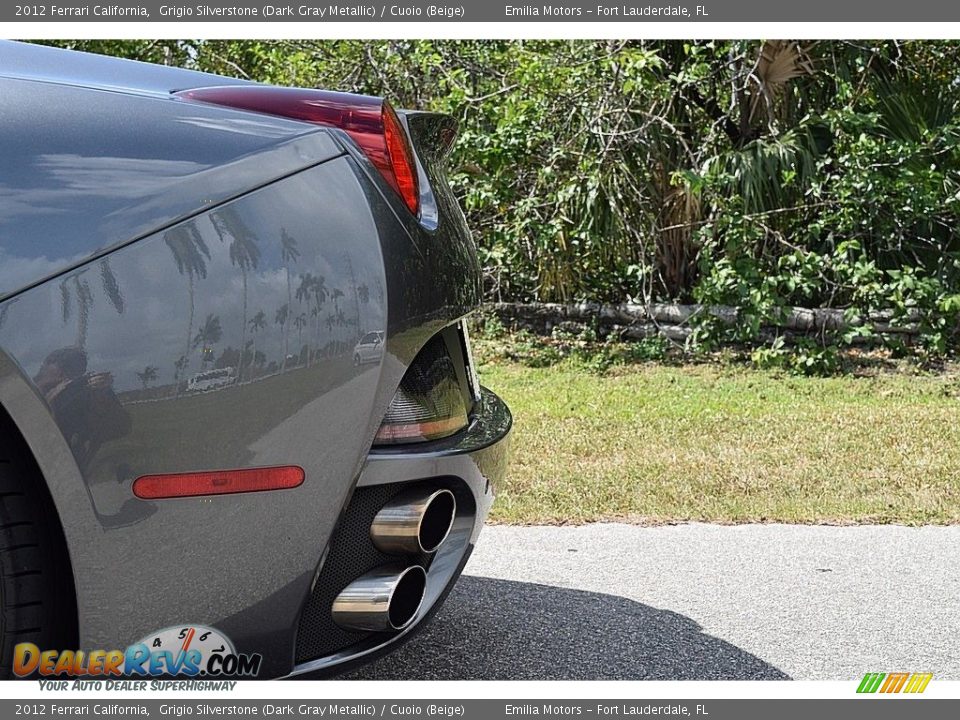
0;410;77;678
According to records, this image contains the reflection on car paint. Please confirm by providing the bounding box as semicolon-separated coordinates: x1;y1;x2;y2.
354;331;385;366
0;160;388;529
0;44;504;674
34;347;130;473
0;74;341;301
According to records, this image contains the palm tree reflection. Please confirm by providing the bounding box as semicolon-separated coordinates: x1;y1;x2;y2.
279;228;300;371
192;313;223;369
164;223;210;394
210;208;260;381
58;259;125;349
136;365;159;390
248;309;267;380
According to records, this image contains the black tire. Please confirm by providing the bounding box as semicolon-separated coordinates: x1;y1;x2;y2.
0;413;77;678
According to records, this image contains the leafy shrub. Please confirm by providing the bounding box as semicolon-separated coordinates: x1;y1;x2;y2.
44;40;960;364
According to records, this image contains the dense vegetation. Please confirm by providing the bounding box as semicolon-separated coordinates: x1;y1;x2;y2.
46;40;960;366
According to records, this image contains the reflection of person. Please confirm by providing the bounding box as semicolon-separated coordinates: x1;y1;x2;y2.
34;348;131;471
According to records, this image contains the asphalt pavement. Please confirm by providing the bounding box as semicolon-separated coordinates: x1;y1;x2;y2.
342;523;960;681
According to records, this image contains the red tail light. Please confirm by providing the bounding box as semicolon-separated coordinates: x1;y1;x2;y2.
133;465;304;499
174;86;420;215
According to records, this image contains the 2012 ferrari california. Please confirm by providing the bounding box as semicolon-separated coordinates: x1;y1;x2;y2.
0;40;511;678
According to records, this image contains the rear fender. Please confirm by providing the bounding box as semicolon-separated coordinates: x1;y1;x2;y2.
0;157;393;677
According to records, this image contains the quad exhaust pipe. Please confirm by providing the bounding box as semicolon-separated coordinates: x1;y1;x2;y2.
331;488;456;632
331;564;427;632
370;488;456;555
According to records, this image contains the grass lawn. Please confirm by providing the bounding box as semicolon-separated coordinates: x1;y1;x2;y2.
478;360;960;525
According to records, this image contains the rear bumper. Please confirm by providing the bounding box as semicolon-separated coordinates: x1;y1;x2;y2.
288;386;511;677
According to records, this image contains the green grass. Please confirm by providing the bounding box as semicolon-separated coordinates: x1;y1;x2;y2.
479;360;960;525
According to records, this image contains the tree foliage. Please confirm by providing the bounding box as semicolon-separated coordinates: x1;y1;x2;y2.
44;39;960;360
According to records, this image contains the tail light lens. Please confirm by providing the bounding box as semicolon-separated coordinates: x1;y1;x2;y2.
374;334;469;445
381;103;419;214
174;85;420;215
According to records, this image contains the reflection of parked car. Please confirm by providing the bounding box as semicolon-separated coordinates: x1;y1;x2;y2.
186;367;236;393
0;41;511;679
353;331;384;365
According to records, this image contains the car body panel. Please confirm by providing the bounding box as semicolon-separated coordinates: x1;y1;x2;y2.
0;74;344;302
0;157;398;675
0;42;504;678
0;40;252;97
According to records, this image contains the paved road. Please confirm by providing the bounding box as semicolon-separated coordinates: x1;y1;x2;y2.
343;523;960;681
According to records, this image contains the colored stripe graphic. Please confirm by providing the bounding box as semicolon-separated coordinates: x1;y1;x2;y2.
857;672;932;694
857;673;886;693
905;673;934;694
881;672;909;693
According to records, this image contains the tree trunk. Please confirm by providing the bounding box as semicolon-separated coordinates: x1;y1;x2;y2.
487;301;920;344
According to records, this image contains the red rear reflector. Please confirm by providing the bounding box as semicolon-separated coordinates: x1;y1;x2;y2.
174;86;420;215
133;466;304;499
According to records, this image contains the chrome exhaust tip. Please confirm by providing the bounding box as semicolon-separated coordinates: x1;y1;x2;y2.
370;488;456;555
331;564;427;632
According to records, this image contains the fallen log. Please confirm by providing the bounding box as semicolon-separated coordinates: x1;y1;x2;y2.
486;301;920;342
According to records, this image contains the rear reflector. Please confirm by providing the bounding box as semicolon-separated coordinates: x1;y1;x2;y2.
133;466;304;499
173;85;420;215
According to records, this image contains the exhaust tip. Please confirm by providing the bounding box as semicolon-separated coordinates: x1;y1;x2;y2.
371;488;457;555
388;565;427;630
331;564;427;632
417;489;456;553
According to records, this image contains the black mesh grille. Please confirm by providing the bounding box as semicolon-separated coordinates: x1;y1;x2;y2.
294;482;437;664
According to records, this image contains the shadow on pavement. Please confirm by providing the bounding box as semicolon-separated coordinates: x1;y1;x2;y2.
338;575;790;680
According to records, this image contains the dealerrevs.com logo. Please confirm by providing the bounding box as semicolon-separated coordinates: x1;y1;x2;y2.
14;625;262;678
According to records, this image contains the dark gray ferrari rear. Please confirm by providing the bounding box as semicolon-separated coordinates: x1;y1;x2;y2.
0;41;510;678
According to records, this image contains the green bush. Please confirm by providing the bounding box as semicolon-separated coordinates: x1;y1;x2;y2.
42;40;960;364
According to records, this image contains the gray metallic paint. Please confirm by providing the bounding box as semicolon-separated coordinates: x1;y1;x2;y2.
0;41;251;98
0;42;507;678
0;74;341;301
